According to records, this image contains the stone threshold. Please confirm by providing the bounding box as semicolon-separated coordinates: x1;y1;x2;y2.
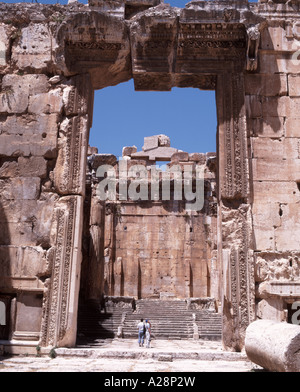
0;339;249;362
54;347;248;362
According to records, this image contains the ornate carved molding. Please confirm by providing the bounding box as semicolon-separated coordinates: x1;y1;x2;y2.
41;196;83;347
41;197;76;346
222;204;255;349
177;23;247;60
66;40;123;51
218;73;249;200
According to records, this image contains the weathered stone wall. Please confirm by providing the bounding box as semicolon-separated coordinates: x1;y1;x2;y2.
246;4;300;324
80;140;218;303
0;3;95;347
1;0;300;352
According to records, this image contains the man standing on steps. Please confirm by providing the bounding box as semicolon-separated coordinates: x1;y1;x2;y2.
137;318;145;347
145;319;151;348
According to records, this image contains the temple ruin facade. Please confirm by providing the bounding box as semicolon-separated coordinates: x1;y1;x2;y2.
1;0;300;354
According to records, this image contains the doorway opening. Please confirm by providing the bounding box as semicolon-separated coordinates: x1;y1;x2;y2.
88;80;217;157
77;81;220;345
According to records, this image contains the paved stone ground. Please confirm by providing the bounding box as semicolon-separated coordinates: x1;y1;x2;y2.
0;339;264;373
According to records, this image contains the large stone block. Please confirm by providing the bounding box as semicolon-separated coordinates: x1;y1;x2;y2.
24;74;50;95
0;245;52;292
285;118;300;137
251;137;300;160
12;24;52;70
252;158;300;182
262;96;300;118
245;95;262;118
0;157;47;179
244;74;287;97
259;53;300;74
122;146;137;157
0;177;41;200
0;192;58;247
0;113;58;136
0;25;9;68
275;203;300;251
251;138;284;159
256;298;286;322
0;74;50;112
0;111;58;158
260;25;296;52
0;245;47;279
143;135;159;151
247;117;285;138
0;133;57;158
28;89;63;114
171;151;189;162
288;74;300;97
252;181;300;204
252;203;278;251
0;75;29;114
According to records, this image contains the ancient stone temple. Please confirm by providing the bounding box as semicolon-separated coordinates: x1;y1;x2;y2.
1;0;300;355
80;135;218;301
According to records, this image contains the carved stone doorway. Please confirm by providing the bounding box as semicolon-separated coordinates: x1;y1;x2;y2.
41;4;258;351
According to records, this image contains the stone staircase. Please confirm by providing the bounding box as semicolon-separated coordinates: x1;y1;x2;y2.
196;311;222;341
76;299;126;346
122;299;194;340
76;298;222;346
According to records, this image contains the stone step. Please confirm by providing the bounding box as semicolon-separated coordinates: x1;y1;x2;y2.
77;298;223;344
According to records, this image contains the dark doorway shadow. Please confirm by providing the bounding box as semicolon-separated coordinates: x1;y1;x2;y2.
0;195;12;341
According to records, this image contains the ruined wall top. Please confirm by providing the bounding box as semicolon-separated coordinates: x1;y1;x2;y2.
1;0;300;89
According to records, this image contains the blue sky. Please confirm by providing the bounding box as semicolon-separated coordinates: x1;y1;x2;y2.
2;0;257;156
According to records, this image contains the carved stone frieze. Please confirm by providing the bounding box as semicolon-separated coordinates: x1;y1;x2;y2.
255;252;300;283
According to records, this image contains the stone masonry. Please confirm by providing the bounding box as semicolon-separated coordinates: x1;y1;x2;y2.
80;135;218;301
0;0;300;355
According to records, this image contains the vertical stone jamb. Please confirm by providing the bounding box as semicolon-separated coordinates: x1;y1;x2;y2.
217;72;255;350
41;73;93;348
